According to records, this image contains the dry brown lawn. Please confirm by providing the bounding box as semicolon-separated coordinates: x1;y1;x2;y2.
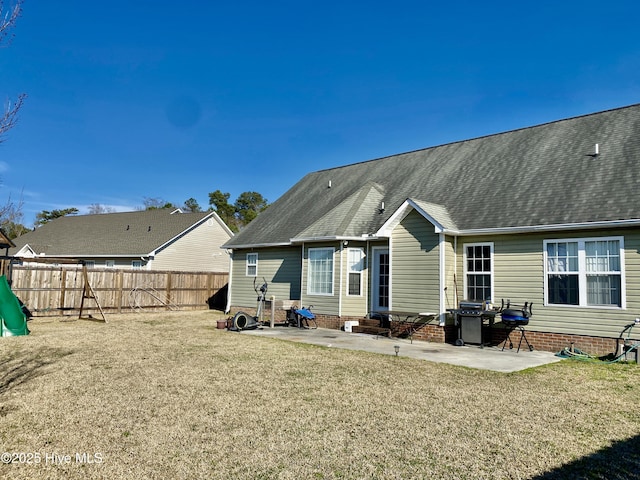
0;310;638;479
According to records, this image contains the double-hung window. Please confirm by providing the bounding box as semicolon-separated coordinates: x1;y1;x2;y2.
308;247;334;295
545;237;623;307
246;253;258;277
464;243;493;302
347;248;364;296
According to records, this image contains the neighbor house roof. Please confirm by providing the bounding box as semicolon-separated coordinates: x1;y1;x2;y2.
0;229;15;250
225;103;640;248
11;209;230;258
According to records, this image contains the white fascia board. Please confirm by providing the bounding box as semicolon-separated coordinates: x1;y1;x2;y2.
208;210;235;237
290;235;372;244
377;200;640;237
15;244;36;257
375;199;445;237
222;241;292;250
453;219;640;236
43;254;152;259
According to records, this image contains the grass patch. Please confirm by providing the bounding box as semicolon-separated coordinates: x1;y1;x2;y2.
0;310;638;479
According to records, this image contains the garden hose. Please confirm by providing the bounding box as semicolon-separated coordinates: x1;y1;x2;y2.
556;342;640;364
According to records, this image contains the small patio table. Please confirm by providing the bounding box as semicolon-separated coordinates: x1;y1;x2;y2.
374;311;438;343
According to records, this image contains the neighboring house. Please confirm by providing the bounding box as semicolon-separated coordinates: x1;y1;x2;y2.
223;103;640;354
11;209;233;272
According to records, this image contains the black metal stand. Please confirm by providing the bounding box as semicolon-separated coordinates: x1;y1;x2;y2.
501;325;533;353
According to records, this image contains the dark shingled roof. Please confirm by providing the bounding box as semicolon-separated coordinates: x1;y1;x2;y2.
11;209;214;256
225;103;640;248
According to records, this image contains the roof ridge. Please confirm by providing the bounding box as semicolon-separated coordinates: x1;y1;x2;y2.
313;102;640;174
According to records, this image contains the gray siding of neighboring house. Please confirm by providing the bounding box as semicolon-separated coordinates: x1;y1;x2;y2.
340;241;369;317
230;247;302;309
391;210;440;313
152;218;231;272
456;228;640;338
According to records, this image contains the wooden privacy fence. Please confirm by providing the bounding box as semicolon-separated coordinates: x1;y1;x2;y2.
5;265;228;317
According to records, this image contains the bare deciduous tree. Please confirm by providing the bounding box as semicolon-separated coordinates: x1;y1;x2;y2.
88;203;116;214
0;0;25;142
0;1;26;237
1;94;25;142
0;191;26;238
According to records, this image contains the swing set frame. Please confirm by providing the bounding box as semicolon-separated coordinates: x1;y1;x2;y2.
2;257;106;322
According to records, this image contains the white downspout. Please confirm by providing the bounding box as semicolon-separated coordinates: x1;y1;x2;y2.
338;242;344;317
438;233;446;326
388;236;393;310
225;250;233;314
300;242;305;306
366;239;370;314
454;236;458;307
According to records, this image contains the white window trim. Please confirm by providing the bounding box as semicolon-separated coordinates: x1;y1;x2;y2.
246;253;258;277
462;242;494;302
131;260;142;269
346;247;364;297
543;236;626;309
307;247;335;296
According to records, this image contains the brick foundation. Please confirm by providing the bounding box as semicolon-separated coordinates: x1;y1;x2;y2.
489;328;621;357
228;307;626;357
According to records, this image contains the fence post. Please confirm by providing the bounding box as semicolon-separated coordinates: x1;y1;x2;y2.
60;269;67;310
116;270;123;313
166;272;172;311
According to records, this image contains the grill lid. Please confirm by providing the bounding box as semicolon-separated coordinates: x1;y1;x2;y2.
459;301;484;310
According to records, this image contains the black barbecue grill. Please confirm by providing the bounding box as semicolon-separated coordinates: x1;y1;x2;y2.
448;301;497;347
500;301;534;352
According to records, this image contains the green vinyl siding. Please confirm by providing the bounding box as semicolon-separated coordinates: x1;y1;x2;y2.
301;243;340;315
443;235;457;320
230;247;301;308
391;210;440;313
341;242;369;317
457;228;640;339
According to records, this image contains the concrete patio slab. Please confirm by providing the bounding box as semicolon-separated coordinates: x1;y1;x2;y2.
237;326;564;373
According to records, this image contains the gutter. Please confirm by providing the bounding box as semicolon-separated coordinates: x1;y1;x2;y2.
221;241;292;250
291;235;381;244
443;218;640;236
21;254;153;259
224;235;382;250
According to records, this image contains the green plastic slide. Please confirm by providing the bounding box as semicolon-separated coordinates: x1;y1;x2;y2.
0;275;29;337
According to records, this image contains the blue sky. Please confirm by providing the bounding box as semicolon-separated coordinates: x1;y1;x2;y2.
1;1;640;225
